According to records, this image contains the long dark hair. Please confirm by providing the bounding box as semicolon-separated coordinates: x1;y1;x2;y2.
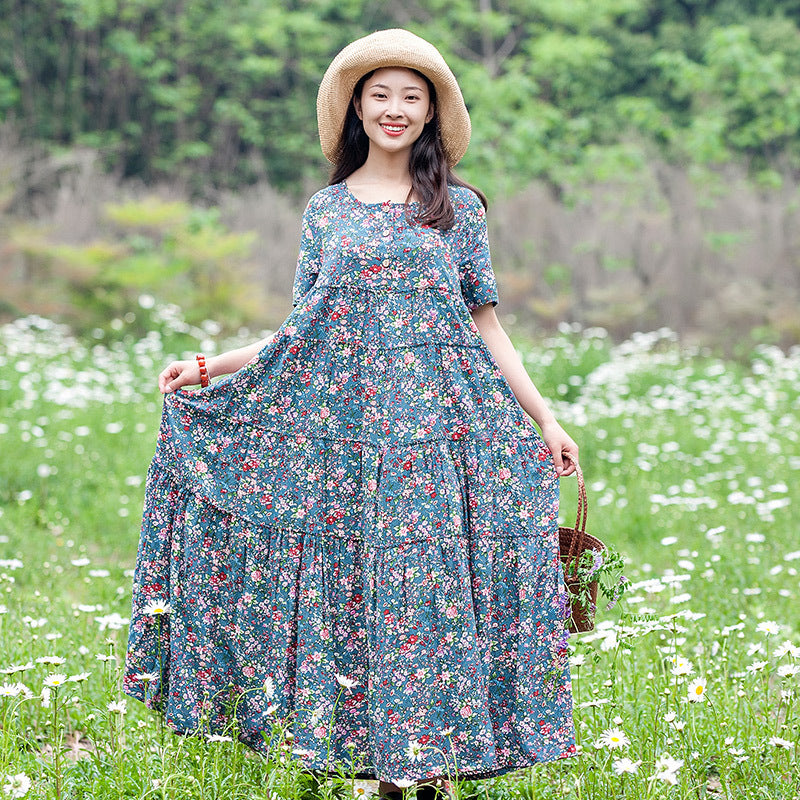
328;68;487;231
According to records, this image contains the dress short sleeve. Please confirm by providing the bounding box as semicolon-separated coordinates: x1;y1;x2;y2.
292;201;321;307
455;190;499;311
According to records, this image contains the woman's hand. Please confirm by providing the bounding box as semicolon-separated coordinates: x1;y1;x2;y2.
540;421;579;477
158;360;201;394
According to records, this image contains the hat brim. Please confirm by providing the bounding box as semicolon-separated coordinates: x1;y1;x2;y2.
317;29;471;169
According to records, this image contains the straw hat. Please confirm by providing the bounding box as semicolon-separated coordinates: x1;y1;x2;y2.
317;29;471;167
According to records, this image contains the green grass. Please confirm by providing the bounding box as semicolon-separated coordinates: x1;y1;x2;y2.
0;312;798;799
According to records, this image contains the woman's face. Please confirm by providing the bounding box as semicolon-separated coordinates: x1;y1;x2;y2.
353;67;434;159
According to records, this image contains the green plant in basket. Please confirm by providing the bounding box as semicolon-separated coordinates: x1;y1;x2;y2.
563;544;630;632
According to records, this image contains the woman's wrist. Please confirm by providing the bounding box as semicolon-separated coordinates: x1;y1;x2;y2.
207;354;225;379
536;414;560;432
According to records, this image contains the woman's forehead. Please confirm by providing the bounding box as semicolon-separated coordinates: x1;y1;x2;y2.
364;66;430;89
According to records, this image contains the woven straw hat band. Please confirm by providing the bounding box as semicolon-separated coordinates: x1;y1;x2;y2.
317;29;471;168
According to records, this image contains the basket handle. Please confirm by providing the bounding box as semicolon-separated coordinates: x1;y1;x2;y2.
564;456;588;564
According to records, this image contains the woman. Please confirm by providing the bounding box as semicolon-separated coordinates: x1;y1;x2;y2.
124;28;580;799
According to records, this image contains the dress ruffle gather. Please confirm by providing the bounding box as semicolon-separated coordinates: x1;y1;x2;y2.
123;182;577;782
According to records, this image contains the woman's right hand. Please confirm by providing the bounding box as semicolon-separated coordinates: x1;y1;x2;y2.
158;360;201;394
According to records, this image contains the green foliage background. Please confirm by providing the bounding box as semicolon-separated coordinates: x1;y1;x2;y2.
4;0;800;200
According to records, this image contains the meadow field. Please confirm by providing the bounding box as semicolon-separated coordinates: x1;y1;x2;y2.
0;306;797;799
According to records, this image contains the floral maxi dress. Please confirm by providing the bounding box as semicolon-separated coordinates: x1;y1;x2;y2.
122;181;578;782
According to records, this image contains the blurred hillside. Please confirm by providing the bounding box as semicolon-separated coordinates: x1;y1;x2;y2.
1;1;800;346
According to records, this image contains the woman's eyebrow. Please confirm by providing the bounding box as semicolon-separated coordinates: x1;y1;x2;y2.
367;82;425;92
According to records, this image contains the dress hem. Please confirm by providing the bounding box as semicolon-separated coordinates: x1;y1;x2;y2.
121;686;578;783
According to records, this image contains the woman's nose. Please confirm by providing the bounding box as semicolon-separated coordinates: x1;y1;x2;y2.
385;99;403;117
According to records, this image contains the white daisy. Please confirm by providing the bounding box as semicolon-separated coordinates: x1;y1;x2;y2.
335;673;357;690
687;677;707;703
768;736;793;749
669;656;694;676
597;727;630;749
107;699;127;714
405;737;424;762
755;621;781;636
0;663;33;675
773;640;800;659
611;757;641;775
15;683;33;700
43;674;68;688
352;779;378;798
2;772;32;799
142;600;171;616
649;752;683;785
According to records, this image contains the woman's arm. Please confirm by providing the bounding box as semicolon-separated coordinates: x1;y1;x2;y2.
470;304;579;476
158;333;276;393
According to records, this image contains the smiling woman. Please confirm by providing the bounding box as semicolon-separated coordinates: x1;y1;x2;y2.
123;27;580;798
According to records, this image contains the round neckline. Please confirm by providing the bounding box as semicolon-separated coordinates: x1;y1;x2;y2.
341;181;420;207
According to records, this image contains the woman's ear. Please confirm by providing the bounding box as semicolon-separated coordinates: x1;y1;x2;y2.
425;102;435;124
353;96;363;120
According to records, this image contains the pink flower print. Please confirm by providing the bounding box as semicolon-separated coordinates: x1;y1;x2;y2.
195;460;208;474
403;351;416;365
243;665;256;678
319;407;330;419
313;725;327;739
460;704;474;718
498;467;511;481
445;605;457;620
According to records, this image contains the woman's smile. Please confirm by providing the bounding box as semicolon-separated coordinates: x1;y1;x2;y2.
380;123;407;136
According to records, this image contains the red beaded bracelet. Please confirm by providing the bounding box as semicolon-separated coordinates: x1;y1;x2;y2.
196;353;210;388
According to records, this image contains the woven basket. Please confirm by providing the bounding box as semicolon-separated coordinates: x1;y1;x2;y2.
559;461;606;633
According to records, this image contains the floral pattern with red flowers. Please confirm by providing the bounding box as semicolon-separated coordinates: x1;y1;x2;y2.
123;182;577;782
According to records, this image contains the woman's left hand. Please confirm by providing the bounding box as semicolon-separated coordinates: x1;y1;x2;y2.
540;421;579;477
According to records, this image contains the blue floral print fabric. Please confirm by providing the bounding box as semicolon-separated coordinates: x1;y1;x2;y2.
123;181;578;782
